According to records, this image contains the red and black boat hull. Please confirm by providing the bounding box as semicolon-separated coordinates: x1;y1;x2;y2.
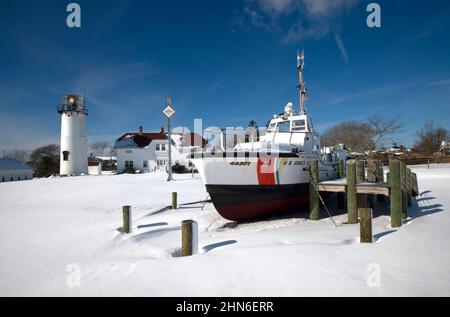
206;183;310;221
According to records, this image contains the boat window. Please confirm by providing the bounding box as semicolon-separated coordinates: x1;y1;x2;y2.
276;121;290;132
292;120;306;131
267;123;276;132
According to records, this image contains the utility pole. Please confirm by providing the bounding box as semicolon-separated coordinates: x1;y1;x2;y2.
162;98;176;182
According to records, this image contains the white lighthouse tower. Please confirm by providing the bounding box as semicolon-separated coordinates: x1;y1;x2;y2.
58;94;88;176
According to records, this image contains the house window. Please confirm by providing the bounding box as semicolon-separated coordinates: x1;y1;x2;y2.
10;176;13;181
143;161;148;168
63;151;70;161
189;161;193;167
125;161;134;168
156;144;167;151
126;150;133;154
24;175;27;180
1;176;4;182
18;176;21;181
161;144;166;151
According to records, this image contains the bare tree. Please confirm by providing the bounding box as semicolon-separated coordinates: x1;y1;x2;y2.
415;121;448;153
4;149;30;163
321;121;374;153
29;144;60;177
90;141;110;156
367;114;405;150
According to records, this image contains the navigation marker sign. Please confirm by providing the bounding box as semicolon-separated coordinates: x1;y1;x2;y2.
162;104;176;118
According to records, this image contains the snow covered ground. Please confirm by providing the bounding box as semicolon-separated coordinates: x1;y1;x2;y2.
0;165;449;297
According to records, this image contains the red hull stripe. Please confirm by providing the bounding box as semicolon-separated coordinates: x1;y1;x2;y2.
257;158;276;185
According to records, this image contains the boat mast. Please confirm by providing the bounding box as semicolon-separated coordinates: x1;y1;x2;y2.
297;50;306;114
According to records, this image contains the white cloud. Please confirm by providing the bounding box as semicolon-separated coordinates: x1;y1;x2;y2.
241;0;358;61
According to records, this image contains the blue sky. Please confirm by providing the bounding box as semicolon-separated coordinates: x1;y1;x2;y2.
1;0;449;151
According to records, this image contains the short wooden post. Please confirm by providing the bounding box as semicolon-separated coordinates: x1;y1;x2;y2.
309;160;320;220
366;160;376;208
337;160;345;209
346;160;358;224
181;220;198;256
359;208;373;243
172;192;178;209
375;161;385;202
122;205;132;233
400;162;408;220
406;168;412;207
389;160;402;228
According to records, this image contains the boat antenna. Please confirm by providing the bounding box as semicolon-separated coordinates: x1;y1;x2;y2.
297;50;306;114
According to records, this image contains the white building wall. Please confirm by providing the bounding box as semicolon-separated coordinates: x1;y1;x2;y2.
0;169;33;182
115;139;194;174
60;112;88;175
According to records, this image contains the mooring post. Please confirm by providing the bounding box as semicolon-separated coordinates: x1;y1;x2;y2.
406;168;412;207
375;161;385;202
356;160;367;210
366;160;376;208
337;160;345;209
389;160;402;228
172;192;178;210
359;208;373;243
182;220;198;256
400;162;408;220
346;160;358;224
411;172;419;197
309;160;320;220
122;205;132;234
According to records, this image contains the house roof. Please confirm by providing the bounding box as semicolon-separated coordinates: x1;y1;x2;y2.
0;159;32;171
179;133;207;147
114;128;167;149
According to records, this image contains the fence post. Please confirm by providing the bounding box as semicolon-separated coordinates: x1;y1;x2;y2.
172;192;178;210
182;220;198;256
389;160;402;228
346;160;358;224
309;160;320;220
359;208;373;243
122;205;132;234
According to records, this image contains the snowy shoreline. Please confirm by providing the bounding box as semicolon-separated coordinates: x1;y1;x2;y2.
0;166;449;296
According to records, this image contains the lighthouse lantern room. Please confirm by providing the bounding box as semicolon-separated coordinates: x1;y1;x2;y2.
58;94;88;176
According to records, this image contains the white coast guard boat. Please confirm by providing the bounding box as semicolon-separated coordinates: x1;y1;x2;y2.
190;51;347;221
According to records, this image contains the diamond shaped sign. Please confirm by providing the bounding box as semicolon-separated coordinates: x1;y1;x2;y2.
162;105;176;118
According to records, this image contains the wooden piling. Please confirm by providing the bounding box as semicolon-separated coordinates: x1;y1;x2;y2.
400;162;408;220
359;208;373;243
309;160;320;220
337;160;345;209
346;160;358;224
122;205;132;233
406;168;412;207
172;192;178;210
411;172;419;197
356;160;367;210
366;160;376;208
389;160;402;228
375;161;385;202
182;220;198;256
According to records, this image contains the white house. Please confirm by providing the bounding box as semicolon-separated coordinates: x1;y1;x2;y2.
113;126;205;174
0;159;33;182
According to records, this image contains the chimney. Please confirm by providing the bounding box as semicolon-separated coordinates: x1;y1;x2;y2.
139;126;143;135
160;127;165;134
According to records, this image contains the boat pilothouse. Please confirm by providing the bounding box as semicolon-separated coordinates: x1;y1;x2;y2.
190;51;347;221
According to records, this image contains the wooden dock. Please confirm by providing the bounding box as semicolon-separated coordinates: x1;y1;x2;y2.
309;159;419;229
